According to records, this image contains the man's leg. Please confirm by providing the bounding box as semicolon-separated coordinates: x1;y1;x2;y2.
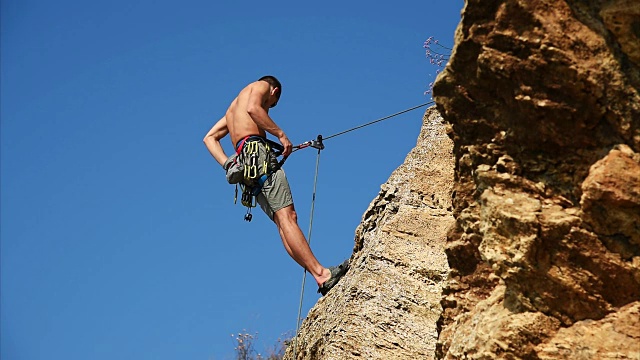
253;145;332;286
273;205;331;286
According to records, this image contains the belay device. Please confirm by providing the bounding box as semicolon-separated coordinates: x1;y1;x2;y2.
233;135;325;222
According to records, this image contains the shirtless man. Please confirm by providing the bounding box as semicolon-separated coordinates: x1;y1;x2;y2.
203;75;347;295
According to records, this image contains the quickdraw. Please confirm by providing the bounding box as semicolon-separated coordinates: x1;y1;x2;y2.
233;136;271;221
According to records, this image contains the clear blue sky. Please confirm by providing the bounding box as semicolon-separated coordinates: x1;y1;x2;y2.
1;1;462;359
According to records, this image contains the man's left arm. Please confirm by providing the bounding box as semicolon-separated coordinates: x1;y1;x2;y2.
203;116;230;167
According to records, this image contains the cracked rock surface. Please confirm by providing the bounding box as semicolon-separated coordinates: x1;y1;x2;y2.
434;0;640;358
285;108;454;360
286;1;640;358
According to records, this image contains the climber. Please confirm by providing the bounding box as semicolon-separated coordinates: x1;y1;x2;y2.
203;75;348;295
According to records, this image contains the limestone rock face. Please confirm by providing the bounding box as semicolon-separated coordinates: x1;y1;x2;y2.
285;108;454;359
434;0;640;358
286;1;640;358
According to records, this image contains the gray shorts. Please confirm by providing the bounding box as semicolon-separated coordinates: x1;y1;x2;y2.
242;140;293;221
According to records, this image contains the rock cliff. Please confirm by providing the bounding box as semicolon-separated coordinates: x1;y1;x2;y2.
286;108;455;359
434;0;640;358
287;0;640;359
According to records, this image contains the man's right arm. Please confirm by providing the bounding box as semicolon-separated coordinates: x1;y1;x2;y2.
203;116;230;167
246;83;293;156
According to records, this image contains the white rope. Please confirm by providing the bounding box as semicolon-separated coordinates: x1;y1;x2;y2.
292;146;322;359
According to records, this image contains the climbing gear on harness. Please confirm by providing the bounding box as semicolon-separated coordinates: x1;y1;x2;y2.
224;153;244;184
292;135;325;152
229;135;326;222
230;135;287;221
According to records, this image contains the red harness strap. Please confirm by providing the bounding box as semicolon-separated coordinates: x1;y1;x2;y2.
234;135;252;155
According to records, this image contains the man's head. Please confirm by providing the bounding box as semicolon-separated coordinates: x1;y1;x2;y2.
259;75;281;108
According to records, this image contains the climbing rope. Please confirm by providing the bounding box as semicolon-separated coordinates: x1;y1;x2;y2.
288;101;433;357
289;101;433;153
292;144;322;360
323;101;433;141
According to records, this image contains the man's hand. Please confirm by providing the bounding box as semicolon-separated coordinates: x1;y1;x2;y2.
279;134;293;157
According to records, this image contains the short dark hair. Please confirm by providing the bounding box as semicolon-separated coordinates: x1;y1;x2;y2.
259;75;282;99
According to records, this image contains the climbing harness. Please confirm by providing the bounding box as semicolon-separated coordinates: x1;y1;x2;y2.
230;134;327;221
232;136;282;221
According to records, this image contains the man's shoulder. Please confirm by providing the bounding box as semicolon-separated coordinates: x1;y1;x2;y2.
239;80;266;93
248;80;269;91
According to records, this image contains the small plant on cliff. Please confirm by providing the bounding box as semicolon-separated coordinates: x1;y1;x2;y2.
424;36;451;96
231;330;290;360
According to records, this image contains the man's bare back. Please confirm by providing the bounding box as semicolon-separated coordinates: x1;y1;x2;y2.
226;81;272;146
203;78;291;166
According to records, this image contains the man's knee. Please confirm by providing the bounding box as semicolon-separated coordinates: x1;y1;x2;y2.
274;205;297;225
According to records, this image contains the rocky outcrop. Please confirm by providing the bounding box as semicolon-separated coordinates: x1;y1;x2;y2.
433;0;640;358
285;1;640;359
285;108;455;359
